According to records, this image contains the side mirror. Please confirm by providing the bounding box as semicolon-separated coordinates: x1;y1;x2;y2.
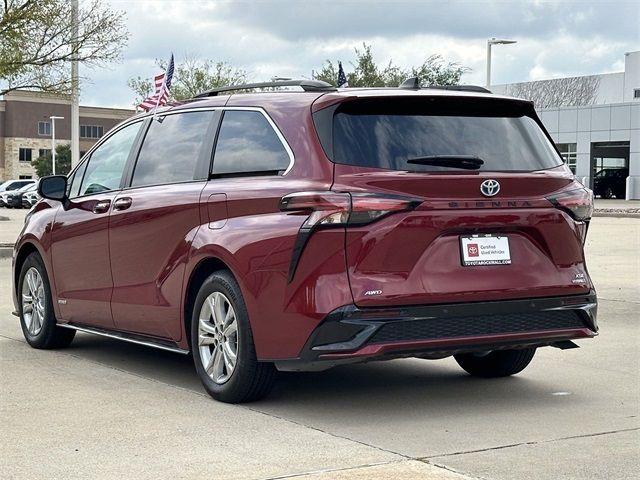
38;175;68;202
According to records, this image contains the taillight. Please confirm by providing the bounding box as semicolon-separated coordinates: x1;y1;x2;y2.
279;191;421;227
280;191;421;281
547;187;594;222
279;192;351;227
350;194;421;224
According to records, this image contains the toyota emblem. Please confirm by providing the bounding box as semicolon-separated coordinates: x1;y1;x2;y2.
480;179;500;197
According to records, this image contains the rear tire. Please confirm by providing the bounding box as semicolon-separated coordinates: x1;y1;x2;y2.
191;270;277;403
602;187;614;199
454;348;536;377
18;252;76;349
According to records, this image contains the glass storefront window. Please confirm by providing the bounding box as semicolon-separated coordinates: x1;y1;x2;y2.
556;143;577;173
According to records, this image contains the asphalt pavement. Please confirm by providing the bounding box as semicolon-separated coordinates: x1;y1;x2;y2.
0;215;638;479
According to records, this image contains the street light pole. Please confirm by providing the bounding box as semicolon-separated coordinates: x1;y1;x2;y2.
486;37;517;89
71;0;80;168
50;116;64;175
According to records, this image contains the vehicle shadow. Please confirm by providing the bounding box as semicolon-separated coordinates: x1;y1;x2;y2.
66;332;201;392
66;332;563;422
261;360;562;422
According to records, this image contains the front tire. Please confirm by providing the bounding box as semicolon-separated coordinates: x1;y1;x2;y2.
191;270;277;403
454;348;536;377
18;252;75;349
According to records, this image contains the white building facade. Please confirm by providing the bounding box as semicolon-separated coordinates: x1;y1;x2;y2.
493;51;640;200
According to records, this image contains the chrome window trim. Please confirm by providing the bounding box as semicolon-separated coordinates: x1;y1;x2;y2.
72;104;296;186
140;105;296;175
214;106;295;176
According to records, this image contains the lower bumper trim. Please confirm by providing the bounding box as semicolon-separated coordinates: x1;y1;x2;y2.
273;292;598;372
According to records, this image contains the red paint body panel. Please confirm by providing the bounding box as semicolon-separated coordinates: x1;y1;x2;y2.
12;202;58;317
332;164;576;199
190;174;352;358
332;165;593;307
109;182;205;339
50;195;118;328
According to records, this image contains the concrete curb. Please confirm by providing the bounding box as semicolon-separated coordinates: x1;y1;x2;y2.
0;245;13;259
593;212;640;218
593;206;640;218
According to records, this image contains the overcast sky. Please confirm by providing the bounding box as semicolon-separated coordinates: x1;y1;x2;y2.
81;0;639;109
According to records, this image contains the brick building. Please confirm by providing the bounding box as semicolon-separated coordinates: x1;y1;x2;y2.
0;90;134;181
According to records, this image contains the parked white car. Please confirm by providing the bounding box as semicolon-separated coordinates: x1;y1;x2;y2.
23;189;41;208
0;179;36;207
2;182;37;208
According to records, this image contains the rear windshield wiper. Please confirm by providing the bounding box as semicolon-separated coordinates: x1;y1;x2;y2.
406;155;485;170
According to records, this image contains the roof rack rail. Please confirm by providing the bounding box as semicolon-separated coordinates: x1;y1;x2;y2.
398;77;491;94
194;79;337;98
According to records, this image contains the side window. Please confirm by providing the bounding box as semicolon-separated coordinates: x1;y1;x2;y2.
131;111;215;188
212;110;291;175
79;122;142;196
68;159;88;198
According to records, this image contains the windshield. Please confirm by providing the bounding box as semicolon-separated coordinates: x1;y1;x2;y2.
330;98;563;172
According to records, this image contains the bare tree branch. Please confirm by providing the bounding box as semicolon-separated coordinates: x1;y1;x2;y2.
1;0;129;94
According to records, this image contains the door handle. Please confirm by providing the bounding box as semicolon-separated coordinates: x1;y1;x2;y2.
93;200;111;214
113;197;132;211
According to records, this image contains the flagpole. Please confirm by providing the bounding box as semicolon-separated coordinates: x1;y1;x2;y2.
71;0;80;167
152;53;173;120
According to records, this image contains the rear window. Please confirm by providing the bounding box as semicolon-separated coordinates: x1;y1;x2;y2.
212;110;291;176
327;98;562;172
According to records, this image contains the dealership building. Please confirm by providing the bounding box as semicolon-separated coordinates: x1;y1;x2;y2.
493;51;640;200
0;90;133;181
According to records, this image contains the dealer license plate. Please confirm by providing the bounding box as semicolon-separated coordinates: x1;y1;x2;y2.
460;234;511;266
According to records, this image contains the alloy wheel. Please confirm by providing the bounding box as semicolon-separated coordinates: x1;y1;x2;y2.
22;267;46;336
198;291;238;384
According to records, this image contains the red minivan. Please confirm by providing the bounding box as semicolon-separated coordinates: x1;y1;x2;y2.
12;80;598;403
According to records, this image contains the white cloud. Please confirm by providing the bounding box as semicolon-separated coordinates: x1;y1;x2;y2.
78;0;639;107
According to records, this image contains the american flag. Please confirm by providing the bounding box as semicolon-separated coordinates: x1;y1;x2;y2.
139;54;175;112
337;61;348;88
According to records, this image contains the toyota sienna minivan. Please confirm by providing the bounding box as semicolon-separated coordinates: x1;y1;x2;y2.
12;79;597;403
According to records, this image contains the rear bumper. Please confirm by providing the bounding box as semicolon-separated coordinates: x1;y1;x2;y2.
274;292;598;371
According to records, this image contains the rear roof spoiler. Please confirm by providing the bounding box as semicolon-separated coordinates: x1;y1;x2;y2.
399;77;491;94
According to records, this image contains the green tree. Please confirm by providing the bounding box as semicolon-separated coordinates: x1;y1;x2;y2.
313;43;469;87
32;144;71;177
128;55;248;103
0;0;129;95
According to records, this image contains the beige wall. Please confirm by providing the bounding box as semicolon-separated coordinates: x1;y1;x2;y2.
1;91;134;181
3;137;68;179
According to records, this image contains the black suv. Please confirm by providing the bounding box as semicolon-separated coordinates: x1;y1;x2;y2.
593;167;628;199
